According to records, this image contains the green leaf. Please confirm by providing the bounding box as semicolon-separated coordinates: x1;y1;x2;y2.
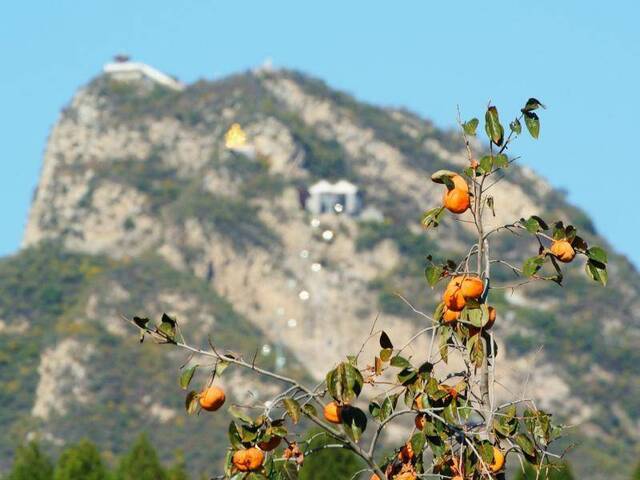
523;97;545;112
158;313;177;341
379;331;393;349
493;408;519;437
368;401;381;419
421;206;446;230
587;246;608;264
522;255;545;277
390;356;411;368
479;441;494;464
238;423;259;443
463;307;485;328
439;327;452;363
585;260;608;286
425;265;443;288
380;395;396;421
133;316;150;329
397;367;418;386
410;431;426;455
418;361;433;377
479;155;493;173
270;425;288;437
463;118;479;136
246;473;268;480
427;434;446;457
524;111;540;139
228;422;244;450
441;176;455;190
215;359;230;377
494;153;509;168
228;406;254;424
341;406;367;442
510;118;522;134
185;390;199;415
326;362;364;403
515;433;535;456
521;215;549;233
470;335;484;368
442;398;458;424
485;106;505;146
283;398;301;424
380;348;393;362
302;403;317;417
179;365;198;390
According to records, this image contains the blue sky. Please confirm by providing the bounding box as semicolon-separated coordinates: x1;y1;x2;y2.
2;1;639;267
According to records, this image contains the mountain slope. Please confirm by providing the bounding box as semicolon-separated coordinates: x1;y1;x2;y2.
4;66;639;478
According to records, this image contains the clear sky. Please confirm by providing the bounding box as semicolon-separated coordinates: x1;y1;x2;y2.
2;1;639;267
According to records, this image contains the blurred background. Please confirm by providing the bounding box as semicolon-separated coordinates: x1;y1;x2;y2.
0;1;638;479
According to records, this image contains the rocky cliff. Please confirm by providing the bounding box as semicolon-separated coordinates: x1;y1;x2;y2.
2;66;639;478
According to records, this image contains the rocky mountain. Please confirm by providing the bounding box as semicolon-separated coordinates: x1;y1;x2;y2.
2;63;639;478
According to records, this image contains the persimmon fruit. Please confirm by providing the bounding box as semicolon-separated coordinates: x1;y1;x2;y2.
443;188;470;214
550;239;575;263
448;275;484;299
489;447;505;472
199;386;226;412
398;442;414;462
323;401;342;424
442;307;460;324
443;285;466;311
232;447;264;472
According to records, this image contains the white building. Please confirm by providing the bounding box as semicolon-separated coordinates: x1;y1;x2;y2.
103;55;185;91
306;180;361;215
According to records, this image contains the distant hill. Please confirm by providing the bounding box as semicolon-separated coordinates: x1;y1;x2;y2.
2;63;638;478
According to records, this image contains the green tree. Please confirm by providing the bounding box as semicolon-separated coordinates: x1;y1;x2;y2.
298;430;364;480
167;451;189;480
514;461;575;480
115;434;167;480
54;439;109;480
6;441;54;480
633;460;640;480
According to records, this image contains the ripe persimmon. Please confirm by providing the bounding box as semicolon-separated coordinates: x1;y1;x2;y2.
395;472;417;480
443;188;470;214
414;413;426;430
398;442;414;462
442;307;460;324
550;239;575;263
443;285;466;311
323;401;342;423
486;306;497;329
489;447;505;472
448;275;484;299
450;174;469;192
438;384;458;399
198;386;225;412
232;447;264;472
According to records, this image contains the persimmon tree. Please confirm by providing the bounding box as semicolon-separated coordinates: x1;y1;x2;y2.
126;99;608;480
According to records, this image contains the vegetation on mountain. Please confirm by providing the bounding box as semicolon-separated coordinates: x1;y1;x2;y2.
5;442;53;480
53;440;108;480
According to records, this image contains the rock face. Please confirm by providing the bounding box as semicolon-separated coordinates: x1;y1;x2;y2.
6;68;640;478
